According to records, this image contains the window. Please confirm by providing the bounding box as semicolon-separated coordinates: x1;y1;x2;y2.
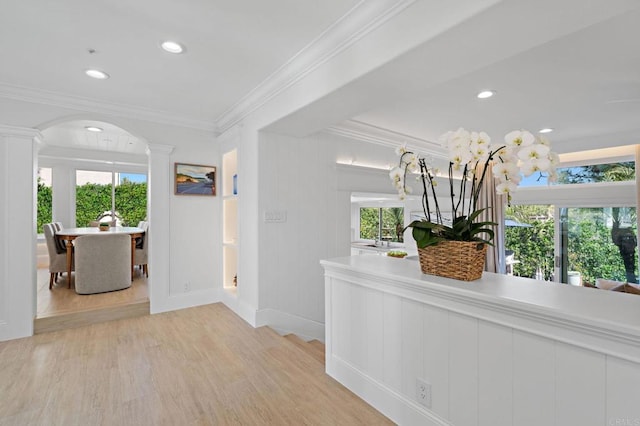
556;161;635;184
359;207;404;242
518;161;635;187
37;167;52;233
560;207;637;285
76;170;147;227
505;205;555;280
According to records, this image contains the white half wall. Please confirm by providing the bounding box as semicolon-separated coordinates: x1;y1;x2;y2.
322;256;640;426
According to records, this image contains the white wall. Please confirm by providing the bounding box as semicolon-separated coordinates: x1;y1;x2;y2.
256;131;409;339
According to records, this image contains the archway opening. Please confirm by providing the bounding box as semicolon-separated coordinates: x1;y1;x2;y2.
35;118;150;332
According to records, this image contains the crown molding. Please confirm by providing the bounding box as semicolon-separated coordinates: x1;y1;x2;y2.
146;143;175;156
215;0;417;133
0;82;217;133
325;119;446;158
0;124;42;140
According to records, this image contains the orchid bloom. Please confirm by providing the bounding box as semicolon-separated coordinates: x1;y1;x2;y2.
504;130;535;147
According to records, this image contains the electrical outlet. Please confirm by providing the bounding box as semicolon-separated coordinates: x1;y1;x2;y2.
416;378;431;408
184;281;190;292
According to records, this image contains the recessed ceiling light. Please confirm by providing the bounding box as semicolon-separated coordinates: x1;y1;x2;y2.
539;128;554;134
161;40;185;54
85;126;103;133
85;69;109;80
477;90;495;99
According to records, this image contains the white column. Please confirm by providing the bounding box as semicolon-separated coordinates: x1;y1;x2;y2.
51;165;75;227
146;143;174;313
0;125;41;341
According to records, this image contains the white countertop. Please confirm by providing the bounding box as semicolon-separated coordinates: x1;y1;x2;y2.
321;255;640;342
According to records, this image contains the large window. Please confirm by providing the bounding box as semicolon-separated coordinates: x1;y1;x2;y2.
76;170;147;227
506;205;639;285
359;207;404;242
506;153;638;285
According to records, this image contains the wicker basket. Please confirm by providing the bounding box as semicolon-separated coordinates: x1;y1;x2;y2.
417;240;487;281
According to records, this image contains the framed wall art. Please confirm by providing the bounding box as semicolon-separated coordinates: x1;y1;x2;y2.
174;163;216;196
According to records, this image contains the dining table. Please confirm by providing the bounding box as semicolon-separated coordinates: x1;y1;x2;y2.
55;226;145;287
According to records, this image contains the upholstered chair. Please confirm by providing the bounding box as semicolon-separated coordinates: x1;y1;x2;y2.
74;233;131;295
43;223;73;289
134;222;149;277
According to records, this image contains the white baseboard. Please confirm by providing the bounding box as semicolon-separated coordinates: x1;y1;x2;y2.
327;355;450;426
150;288;220;314
256;308;325;342
219;290;257;327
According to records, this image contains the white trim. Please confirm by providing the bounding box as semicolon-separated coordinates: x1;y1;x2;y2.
215;1;417;133
0;83;216;132
0;124;42;139
327;355;450;426
256;308;325;342
510;181;636;207
149;289;220;314
327;119;446;159
220;290;257;327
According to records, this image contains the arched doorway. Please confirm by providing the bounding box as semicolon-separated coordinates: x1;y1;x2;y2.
35;118;151;332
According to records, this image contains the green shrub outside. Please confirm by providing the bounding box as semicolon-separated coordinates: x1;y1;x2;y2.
37;181;147;231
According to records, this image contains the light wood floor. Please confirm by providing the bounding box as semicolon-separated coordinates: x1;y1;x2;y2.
0;303;393;425
36;268;149;318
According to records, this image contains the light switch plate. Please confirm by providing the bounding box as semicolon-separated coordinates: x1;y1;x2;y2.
264;210;287;223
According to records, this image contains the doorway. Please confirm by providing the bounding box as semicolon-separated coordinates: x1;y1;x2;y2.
35;119;150;332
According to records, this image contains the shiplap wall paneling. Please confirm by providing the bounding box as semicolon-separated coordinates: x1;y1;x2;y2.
423;305;450;420
401;299;425;400
364;287;384;382
350;280;367;377
382;292;403;393
513;332;556;426
331;280;352;363
449;313;479;426
478;321;513;426
606;356;640;423
555;342;605;426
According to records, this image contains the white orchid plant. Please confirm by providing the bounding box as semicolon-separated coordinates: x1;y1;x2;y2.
390;128;558;248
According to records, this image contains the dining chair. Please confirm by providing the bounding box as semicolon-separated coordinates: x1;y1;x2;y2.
43;223;73;289
134;222;149;277
74;233;131;294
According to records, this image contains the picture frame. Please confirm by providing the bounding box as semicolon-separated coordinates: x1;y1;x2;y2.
174;163;216;196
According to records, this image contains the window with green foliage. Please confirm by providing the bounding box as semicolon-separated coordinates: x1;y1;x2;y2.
76;170;147;227
505;204;638;285
556;161;635;184
561;207;637;285
36;168;52;233
505;205;555;280
359;207;404;242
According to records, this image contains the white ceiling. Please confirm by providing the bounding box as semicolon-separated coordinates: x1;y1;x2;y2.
353;6;640;153
2;1;640;156
1;0;358;150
